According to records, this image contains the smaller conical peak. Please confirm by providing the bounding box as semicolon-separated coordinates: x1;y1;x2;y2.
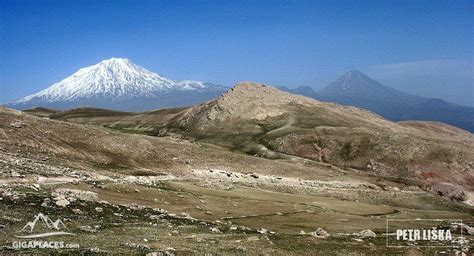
338;70;372;90
347;69;362;74
344;70;365;78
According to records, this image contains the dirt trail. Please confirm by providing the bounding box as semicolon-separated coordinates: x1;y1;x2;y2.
265;113;297;136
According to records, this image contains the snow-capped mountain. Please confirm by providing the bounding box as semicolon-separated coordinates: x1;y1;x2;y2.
6;58;228;111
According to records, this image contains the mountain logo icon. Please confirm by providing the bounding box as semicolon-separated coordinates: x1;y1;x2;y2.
15;213;76;238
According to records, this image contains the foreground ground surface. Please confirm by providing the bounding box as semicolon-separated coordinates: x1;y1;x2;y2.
1;105;473;255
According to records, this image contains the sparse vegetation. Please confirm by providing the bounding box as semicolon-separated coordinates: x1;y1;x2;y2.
425;146;454;163
1;82;473;254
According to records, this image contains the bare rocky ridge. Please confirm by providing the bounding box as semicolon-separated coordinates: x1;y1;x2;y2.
168;82;395;128
162;82;474;203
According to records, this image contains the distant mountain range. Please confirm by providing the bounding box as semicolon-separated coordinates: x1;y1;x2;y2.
280;70;474;132
5;58;228;111
4;59;473;131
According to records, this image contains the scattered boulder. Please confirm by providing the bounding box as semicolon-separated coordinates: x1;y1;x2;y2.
31;184;40;191
180;212;192;219
72;208;82;214
53;188;98;202
236;245;247;251
152;208;167;214
250;174;259;179
210;227;221;233
428;183;468;203
125;242;150;250
41;198;50;207
450;223;474;235
10;121;26;128
79;225;99;233
311;228;330;238
88;247;107;253
247;236;259;241
10;171;21;178
55;198;70;207
359;229;376;238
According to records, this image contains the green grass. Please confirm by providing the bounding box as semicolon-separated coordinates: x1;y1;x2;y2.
106;127;156;136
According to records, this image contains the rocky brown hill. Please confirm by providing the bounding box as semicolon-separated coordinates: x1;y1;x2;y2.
162;82;474;203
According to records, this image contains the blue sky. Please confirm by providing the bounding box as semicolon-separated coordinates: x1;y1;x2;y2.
1;0;473;105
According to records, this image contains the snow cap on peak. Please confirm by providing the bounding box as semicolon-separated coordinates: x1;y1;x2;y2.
9;58;225;105
97;58;134;68
100;57;131;63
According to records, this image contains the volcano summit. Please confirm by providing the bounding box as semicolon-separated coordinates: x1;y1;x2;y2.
6;58;227;111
